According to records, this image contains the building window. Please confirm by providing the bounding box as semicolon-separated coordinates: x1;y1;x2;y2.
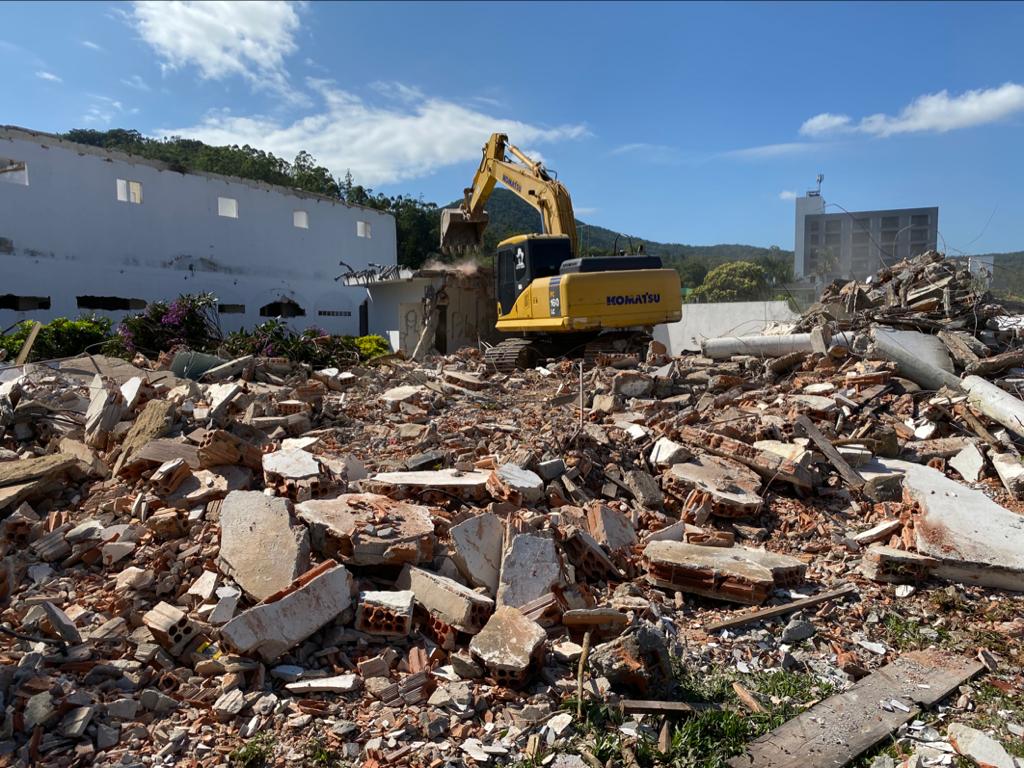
0;157;29;186
0;294;50;311
218;303;246;314
293;210;309;229
218;197;238;218
357;220;372;238
825;220;841;233
852;231;870;245
116;179;143;204
881;216;900;229
911;214;929;226
76;296;146;311
317;309;352;317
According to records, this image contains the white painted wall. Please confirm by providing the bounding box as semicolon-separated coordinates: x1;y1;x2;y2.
793;193;825;279
654;300;799;354
0;127;395;336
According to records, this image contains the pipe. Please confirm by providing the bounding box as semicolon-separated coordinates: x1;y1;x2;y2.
869;328;961;392
962;376;1024;436
702;332;853;360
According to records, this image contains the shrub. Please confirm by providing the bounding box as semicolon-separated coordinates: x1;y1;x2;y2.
104;293;221;358
1;316;113;362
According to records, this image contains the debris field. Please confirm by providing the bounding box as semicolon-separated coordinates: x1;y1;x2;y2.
0;250;1022;768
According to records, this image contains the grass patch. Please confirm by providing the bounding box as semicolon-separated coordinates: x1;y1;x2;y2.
881;613;950;650
302;735;345;767
229;734;275;768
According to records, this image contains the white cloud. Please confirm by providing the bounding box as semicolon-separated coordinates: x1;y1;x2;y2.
574;206;599;217
609;142;685;165
720;142;817;160
128;1;301;96
121;74;150;91
800;83;1024;138
778;190;798;201
162;80;588;186
83;96;135;125
799;112;851;136
35;70;62;83
81;40;104;52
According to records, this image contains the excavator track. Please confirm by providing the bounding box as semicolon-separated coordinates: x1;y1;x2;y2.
582;332;653;366
484;338;541;372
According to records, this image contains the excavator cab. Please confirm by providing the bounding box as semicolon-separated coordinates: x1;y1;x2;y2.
495;234;572;316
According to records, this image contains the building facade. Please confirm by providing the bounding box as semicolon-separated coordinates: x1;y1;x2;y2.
793;191;938;282
0;126;396;337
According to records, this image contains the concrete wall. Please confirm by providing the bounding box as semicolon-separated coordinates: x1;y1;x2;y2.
793;193;825;279
365;274;498;354
0;127;396;336
654;300;799;355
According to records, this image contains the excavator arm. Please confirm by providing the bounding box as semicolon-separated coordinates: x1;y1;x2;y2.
440;133;578;257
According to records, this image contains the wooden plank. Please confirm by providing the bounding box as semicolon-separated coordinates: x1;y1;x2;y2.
728;650;983;768
14;321;41;365
619;699;721;716
965;349;1024;377
937;330;981;369
794;415;865;491
704;584;857;633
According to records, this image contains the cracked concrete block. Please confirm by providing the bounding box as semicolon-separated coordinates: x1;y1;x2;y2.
468;606;546;686
991;452;1024;499
262;448;321;480
396;565;493;633
881;459;1024;591
663;455;763;517
947;723;1014;768
40;601;82;645
623;470;663;508
355;590;414;636
497;533;563;609
586;504;637;551
860;545;938;583
218;491;310;601
643;540;805;604
364;469;491;503
488;464;544;506
220;562;352;662
296;493;435;567
589;621;672;696
649;437;690;467
949;443;986;483
449;512;503;595
611;371;653;398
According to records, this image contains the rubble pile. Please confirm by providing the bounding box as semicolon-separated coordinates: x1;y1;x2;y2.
0;251;1022;767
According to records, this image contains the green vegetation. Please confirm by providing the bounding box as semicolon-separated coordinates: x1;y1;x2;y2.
689;261;771;303
0;316;112;362
561;665;835;768
229;733;275;768
302;735;346;767
881;612;950;651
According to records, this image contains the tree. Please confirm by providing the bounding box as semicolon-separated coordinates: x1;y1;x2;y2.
689;261;769;303
674;258;708;290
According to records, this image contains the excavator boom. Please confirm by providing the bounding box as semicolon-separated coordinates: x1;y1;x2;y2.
439;133;578;256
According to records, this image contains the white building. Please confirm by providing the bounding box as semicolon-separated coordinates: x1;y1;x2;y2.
0;126;396;336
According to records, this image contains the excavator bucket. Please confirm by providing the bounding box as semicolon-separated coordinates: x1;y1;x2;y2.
439;208;489;254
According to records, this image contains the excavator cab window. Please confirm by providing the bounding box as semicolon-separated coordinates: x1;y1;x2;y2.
495;235;572;316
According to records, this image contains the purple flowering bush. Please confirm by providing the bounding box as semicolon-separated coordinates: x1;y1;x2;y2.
104;293;221;357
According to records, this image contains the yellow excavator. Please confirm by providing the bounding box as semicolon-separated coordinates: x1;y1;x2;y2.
440;132;682;370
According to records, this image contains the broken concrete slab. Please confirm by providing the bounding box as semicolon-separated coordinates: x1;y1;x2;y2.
643;541;805;604
649;437;690;467
217;491;310;601
497;533;563;609
859;545;938;584
449;512;503;595
285;674;361;695
396;565;494;633
468;606;546;686
881;459;1024;591
611;371;653;398
220;562;352;662
364;468;490;502
663;455;763;517
623;470;663;508
586;504;637;551
947;723;1015;768
853;519;902;546
589;621;672;697
991;452;1024;499
112;399;176;476
949;442;986;483
296;493;435;567
262;448;321;480
488;464;544;506
678;426;814;490
162;465;252;509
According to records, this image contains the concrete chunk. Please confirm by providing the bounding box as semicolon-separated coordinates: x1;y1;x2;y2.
262;448;321;480
881;459;1024;591
468;606;546;686
947;723;1014;768
586;504;637;551
449;513;503;594
40;601;82;644
991;452;1024;499
643;540;805;604
649;437;690;468
396;565;494;633
949;443;986;483
611;371;653;398
296;493;435;566
365;469;490;502
488;464;544;505
860;545;938;584
664;455;762;517
497;534;563;609
218;491;310;602
285;674;361;694
220;562;352;661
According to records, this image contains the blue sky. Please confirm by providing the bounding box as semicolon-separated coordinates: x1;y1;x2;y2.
3;1;1024;252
